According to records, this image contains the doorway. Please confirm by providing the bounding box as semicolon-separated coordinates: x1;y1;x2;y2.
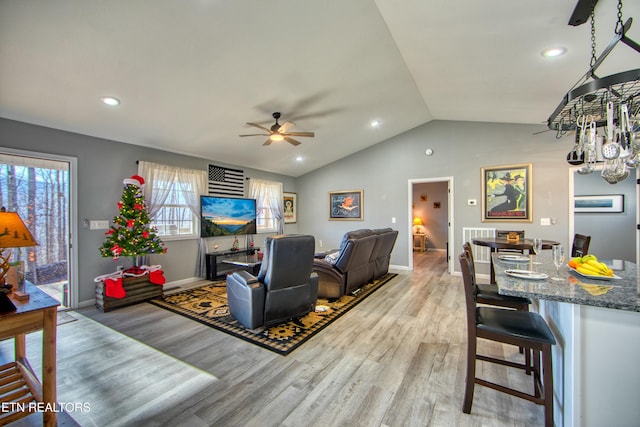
569;166;639;263
408;177;454;273
0;148;78;309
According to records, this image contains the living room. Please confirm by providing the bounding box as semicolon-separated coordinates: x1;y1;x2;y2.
1;1;639;426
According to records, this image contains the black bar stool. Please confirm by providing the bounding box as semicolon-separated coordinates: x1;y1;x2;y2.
458;251;556;427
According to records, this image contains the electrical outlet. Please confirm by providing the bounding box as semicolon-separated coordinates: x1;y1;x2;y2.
540;218;551;226
319;240;323;247
391;217;396;224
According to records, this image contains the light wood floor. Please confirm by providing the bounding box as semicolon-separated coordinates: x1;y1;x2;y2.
2;251;545;427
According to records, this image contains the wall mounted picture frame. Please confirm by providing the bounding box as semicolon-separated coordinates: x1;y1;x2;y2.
481;163;532;223
574;194;624;213
283;192;297;223
329;190;363;220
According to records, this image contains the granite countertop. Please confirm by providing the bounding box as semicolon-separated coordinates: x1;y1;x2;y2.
492;253;640;312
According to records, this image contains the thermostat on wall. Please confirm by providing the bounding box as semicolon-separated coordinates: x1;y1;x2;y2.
467;199;477;206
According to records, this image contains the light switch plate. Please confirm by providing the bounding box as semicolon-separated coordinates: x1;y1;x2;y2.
540;218;551;226
89;220;110;230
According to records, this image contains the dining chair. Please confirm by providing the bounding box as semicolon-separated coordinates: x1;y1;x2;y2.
571;233;591;257
458;251;556;427
463;242;531;371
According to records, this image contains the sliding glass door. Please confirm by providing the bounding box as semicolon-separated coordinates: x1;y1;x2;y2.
0;150;74;308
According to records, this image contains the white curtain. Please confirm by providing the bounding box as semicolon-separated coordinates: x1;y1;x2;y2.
138;161;208;272
249;178;284;234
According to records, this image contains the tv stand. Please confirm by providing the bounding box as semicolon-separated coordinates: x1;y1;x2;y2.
205;248;259;280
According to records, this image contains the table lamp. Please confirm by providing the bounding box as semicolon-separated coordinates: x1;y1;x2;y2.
412;216;424;233
0;212;38;298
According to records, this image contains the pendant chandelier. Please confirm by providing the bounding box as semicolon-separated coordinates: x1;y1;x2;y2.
547;0;640;184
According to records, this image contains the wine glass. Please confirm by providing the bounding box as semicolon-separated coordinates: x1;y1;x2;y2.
551;244;565;281
532;238;543;265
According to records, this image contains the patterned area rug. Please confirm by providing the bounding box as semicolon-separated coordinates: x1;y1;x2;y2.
149;273;397;355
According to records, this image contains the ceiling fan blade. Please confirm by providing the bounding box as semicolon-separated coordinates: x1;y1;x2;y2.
246;122;271;132
239;133;269;137
278;121;295;133
262;139;272;146
284;137;302;146
284;132;315;137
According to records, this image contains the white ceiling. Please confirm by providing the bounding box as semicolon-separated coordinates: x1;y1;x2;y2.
1;0;638;176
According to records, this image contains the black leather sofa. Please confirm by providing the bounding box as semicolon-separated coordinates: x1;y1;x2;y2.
312;228;397;298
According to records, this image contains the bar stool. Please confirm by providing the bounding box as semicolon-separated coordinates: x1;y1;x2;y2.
458;251;556;427
462;242;531;309
463;242;532;372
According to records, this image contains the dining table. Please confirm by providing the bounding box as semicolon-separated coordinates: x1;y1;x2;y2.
491;251;640;426
472;237;559;284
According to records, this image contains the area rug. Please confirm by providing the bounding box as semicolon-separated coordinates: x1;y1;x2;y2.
149;273;397;355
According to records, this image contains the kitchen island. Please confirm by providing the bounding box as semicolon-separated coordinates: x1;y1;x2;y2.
493;253;640;427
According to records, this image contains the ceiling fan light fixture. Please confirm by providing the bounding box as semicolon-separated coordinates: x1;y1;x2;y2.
270;134;284;141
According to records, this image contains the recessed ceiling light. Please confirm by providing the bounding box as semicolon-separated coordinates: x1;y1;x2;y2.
295;156;304;162
541;47;567;58
370;120;380;128
101;96;120;106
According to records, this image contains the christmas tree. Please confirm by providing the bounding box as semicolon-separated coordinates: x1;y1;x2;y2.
99;175;166;266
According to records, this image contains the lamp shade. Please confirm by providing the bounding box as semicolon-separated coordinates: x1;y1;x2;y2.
0;212;38;248
412;217;423;226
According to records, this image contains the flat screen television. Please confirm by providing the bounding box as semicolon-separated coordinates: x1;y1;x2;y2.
200;195;257;237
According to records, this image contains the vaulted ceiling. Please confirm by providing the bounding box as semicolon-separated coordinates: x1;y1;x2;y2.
1;0;638;176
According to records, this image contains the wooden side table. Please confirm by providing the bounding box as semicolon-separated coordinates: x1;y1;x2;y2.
413;234;427;252
0;283;59;426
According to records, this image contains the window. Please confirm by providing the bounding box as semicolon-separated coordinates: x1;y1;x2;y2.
138;161;207;240
249;179;284;234
150;181;196;237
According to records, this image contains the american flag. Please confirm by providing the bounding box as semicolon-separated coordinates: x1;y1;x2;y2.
208;165;245;197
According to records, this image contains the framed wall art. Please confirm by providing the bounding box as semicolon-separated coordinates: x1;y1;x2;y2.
574;194;624;213
283;192;297;223
329;190;363;220
481;163;532;222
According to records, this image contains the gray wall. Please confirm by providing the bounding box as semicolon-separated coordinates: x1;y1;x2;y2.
0;118;297;304
3;116;634;303
297;120;578;271
574;170;636;261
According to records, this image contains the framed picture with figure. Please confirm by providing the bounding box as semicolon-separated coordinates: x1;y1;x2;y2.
481;163;532;222
329;190;363;220
283;192;297;223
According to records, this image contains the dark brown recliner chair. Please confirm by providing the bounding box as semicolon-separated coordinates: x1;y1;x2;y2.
226;234;318;329
312;229;378;298
370;228;398;279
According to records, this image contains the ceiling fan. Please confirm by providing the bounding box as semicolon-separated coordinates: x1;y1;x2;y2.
239;112;315;146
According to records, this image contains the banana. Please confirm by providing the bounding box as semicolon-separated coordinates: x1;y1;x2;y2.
576;264;607;276
579;263;603;274
586;260;610;274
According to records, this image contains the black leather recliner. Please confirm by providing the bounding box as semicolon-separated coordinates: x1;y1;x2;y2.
226;234;318;329
312;229;378;298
